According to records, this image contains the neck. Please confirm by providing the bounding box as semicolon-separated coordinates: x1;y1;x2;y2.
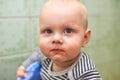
51;55;79;72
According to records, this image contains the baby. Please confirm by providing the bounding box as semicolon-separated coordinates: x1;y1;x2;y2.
17;0;102;80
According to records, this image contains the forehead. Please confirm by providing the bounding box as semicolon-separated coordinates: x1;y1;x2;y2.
41;6;81;25
40;1;87;28
42;0;81;11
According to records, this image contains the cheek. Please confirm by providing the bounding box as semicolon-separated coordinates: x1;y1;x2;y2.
68;43;81;53
39;38;49;55
39;38;44;48
39;40;45;50
65;39;82;56
66;37;83;49
39;36;49;47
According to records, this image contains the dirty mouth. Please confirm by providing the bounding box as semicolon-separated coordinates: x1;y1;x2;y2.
50;49;64;53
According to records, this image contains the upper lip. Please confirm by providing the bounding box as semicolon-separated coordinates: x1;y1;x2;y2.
50;48;64;52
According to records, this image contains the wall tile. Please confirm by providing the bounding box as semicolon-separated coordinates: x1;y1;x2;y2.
0;18;32;56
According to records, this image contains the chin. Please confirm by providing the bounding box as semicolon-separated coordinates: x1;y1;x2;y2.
52;56;66;62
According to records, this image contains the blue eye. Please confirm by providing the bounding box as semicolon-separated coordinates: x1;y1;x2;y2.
44;29;52;34
64;29;72;34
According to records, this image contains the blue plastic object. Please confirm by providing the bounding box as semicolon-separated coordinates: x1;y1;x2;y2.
18;62;42;80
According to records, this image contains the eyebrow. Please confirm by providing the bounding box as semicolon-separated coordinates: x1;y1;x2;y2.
65;23;82;29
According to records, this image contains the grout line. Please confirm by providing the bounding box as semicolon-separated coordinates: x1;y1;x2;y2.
0;52;31;60
0;16;39;19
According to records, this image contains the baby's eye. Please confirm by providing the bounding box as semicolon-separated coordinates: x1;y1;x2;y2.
44;29;52;34
64;28;72;34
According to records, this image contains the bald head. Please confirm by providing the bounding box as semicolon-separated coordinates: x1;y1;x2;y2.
40;0;88;29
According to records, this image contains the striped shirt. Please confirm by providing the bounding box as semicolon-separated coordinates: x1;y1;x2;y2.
23;50;102;80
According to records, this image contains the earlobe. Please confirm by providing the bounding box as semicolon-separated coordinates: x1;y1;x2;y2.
82;29;91;47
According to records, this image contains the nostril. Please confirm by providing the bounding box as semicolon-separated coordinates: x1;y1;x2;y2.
52;39;63;44
52;34;63;44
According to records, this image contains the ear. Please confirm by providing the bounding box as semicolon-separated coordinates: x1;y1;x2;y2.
82;28;91;47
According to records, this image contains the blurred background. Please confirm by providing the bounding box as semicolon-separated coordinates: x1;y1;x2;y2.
0;0;120;80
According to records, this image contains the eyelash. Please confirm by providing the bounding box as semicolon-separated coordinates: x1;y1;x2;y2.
64;28;73;34
42;28;73;35
44;29;53;34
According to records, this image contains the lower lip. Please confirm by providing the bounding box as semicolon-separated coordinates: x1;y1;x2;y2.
51;49;63;53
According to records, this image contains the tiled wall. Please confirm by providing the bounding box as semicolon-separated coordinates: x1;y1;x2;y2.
0;0;120;80
84;0;120;79
0;0;47;80
0;0;47;56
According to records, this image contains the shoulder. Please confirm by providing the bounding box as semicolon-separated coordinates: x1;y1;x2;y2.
33;50;48;64
76;52;96;74
72;52;102;80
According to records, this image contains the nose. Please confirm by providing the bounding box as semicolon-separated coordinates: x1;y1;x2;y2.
52;33;63;44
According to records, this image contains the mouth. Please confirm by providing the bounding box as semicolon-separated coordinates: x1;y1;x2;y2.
50;49;64;53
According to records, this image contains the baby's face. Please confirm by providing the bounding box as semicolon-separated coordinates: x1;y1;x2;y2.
39;2;86;63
